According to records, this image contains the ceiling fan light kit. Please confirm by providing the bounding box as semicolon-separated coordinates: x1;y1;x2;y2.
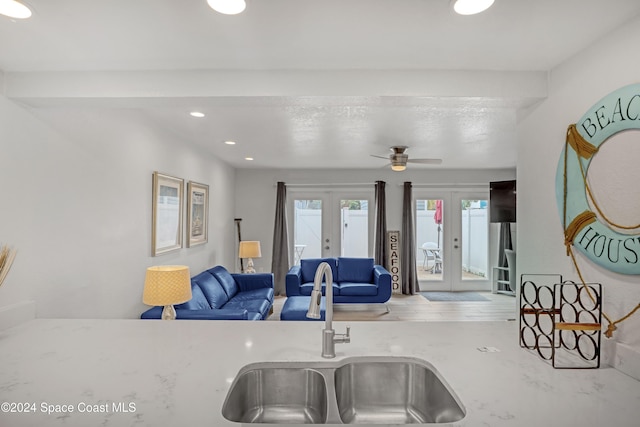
371;146;442;171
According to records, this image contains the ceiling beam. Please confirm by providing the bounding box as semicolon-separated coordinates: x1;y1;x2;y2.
5;69;547;107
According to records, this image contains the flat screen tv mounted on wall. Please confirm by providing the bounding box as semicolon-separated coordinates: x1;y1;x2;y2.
490;180;516;223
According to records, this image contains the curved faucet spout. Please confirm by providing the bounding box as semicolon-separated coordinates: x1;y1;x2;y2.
306;262;350;358
308;262;333;328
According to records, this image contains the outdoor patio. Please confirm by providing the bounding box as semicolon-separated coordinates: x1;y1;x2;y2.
417;266;485;282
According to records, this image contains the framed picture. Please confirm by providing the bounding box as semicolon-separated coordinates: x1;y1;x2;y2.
187;181;209;247
152;172;184;256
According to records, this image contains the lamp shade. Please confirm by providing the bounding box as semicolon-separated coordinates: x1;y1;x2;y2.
239;241;261;258
143;265;192;306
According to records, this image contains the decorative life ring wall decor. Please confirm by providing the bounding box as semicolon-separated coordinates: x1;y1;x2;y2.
555;83;640;275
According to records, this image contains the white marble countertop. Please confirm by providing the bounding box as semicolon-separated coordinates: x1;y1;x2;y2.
1;319;639;427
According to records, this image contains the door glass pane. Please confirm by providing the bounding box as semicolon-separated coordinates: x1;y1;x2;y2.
416;199;443;281
461;199;488;281
294;199;322;264
340;199;368;257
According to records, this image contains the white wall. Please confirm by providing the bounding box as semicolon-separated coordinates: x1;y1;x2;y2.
0;96;237;320
517;14;640;378
235;168;515;276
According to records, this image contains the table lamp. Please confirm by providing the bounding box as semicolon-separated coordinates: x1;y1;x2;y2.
143;265;192;320
239;241;261;273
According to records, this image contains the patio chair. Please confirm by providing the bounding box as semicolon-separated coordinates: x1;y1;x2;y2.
421;242;442;273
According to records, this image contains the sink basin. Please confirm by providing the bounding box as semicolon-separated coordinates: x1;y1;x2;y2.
334;359;465;424
221;356;465;425
221;364;328;424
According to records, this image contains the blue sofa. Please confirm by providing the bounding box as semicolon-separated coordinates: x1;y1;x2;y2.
141;266;274;320
285;257;392;304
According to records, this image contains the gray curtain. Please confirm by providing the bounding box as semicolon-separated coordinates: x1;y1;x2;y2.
373;181;387;268
271;182;289;296
401;182;419;295
498;222;513;289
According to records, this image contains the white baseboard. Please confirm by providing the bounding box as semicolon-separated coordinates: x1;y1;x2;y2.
0;301;36;331
613;342;640;381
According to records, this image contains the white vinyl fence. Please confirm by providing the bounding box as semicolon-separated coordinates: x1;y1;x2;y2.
416;208;488;277
295;207;488;277
294;209;368;260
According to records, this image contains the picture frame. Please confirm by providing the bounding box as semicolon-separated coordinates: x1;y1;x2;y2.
152;172;184;256
186;181;209;247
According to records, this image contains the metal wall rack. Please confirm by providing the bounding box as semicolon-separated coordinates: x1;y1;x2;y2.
519;274;602;369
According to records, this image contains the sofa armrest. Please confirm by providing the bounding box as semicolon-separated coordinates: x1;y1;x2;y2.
285;265;303;296
140;306;249;320
231;272;274;292
373;265;392;302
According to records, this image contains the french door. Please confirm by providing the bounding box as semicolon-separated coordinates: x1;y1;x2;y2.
415;191;490;291
289;190;372;263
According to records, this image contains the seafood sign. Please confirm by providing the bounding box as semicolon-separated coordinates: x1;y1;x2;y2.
387;231;401;292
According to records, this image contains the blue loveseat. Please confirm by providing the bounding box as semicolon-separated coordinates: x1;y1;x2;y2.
285;257;392;304
141;266;274;320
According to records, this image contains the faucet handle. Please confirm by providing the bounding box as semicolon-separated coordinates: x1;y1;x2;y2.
337;326;351;344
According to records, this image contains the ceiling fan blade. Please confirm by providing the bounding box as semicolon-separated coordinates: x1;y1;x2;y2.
407;158;443;165
370;154;390;160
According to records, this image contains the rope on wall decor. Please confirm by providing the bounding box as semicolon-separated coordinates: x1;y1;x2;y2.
562;125;640;338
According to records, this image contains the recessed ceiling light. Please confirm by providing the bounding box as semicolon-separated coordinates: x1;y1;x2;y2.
451;0;495;15
0;0;32;19
189;111;205;118
207;0;246;15
224;141;236;145
245;157;254;161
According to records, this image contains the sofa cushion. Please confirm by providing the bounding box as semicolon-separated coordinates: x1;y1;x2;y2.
300;258;338;283
209;266;239;298
244;312;264;321
232;287;275;303
339;282;378;296
233;273;275;294
191;271;229;309
224;298;272;319
337;257;374;283
175;283;211;310
300;282;340;296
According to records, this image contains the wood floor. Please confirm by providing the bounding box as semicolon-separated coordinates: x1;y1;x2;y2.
268;292;518;322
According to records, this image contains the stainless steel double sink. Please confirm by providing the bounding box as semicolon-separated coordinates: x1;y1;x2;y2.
222;356;465;425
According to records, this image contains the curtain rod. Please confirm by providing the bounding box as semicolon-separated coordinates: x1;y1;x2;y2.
279;182;488;188
280;183;376;188
402;183;489;188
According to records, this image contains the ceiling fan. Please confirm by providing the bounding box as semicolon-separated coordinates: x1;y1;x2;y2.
371;146;442;171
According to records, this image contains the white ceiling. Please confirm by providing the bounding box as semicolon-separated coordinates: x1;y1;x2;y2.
2;0;640;170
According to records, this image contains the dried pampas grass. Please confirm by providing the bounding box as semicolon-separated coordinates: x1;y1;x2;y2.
0;244;17;287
